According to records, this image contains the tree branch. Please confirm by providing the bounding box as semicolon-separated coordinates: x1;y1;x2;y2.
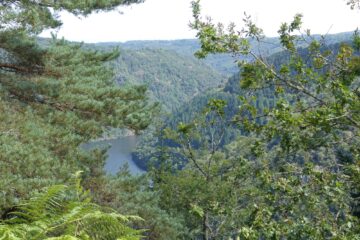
0;63;42;74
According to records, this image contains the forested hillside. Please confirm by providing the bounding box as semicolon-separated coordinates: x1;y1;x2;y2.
89;32;356;118
1;0;360;239
96;39;239;75
34;40;227;114
133;39;349;170
96;31;354;75
109;48;226;111
132;72;278;170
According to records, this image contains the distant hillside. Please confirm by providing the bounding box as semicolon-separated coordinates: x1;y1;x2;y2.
163;72;276;137
52;31;354;114
94;31;354;76
96;39;239;75
97;38;281;75
105;47;226;112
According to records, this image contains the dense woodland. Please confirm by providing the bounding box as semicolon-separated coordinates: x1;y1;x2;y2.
0;0;359;239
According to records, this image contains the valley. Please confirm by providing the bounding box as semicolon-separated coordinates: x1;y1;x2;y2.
1;0;359;237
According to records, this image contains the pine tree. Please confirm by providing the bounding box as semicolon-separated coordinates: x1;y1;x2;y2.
0;0;156;213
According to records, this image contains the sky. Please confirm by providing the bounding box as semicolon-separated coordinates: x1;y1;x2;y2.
40;0;360;43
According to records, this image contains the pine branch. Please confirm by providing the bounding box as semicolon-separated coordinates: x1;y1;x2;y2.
0;63;43;74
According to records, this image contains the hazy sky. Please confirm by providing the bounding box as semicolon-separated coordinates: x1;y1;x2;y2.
40;0;360;43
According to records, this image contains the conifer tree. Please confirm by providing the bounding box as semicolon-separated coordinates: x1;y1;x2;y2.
0;0;156;213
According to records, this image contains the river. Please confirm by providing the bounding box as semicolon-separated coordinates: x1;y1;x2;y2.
84;136;144;175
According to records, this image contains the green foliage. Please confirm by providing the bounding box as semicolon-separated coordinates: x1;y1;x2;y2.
0;0;156;216
191;0;360;156
93;168;187;240
150;99;251;239
110;39;240;75
3;0;360;239
130;29;360;238
94;32;356;80
151;89;359;239
141;1;360;238
106;47;226;112
0;38;157;213
0;172;143;240
132;68;278;170
0;0;144;34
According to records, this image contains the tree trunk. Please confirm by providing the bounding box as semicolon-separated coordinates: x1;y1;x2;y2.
203;211;210;240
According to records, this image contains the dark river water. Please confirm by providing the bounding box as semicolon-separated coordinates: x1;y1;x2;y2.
84;136;144;175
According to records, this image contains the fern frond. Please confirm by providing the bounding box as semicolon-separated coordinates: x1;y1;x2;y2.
45;235;80;240
0;173;143;240
7;185;68;224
